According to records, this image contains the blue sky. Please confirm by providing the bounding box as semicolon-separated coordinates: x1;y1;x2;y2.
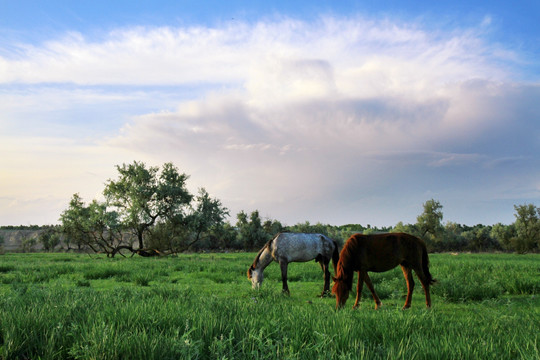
1;0;539;227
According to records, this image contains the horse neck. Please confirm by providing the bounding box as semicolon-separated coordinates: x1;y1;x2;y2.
255;246;273;270
337;243;355;287
337;260;353;280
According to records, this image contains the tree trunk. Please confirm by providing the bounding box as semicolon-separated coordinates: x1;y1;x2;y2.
137;230;144;249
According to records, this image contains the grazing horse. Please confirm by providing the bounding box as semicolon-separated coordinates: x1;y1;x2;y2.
332;233;436;310
247;233;339;296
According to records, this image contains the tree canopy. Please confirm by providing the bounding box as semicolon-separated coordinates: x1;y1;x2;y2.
59;161;228;256
103;161;193;250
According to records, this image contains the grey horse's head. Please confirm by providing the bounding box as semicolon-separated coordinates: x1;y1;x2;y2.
247;265;264;289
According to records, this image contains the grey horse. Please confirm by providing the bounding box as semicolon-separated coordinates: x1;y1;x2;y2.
248;233;339;296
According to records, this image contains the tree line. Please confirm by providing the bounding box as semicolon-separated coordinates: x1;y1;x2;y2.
396;199;539;253
1;162;538;255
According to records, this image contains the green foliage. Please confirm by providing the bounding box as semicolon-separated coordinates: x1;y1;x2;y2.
26;189;540;255
0;225;41;230
236;210;271;250
491;223;516;251
0;253;538;360
20;236;37;253
183;188;230;250
59;193;93;250
103;161;193;249
209;222;241;249
392;222;420;236
416;199;444;249
59;162;230;255
513;203;540;253
288;220;329;235
390;200;540;253
59;194;129;256
38;228;61;252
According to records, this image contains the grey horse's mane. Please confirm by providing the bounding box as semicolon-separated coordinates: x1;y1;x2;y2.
250;235;277;269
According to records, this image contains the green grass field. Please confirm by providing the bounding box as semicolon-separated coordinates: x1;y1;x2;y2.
0;252;538;359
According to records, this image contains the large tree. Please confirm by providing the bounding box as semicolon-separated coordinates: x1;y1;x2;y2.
513;204;540;253
416;199;444;249
103;162;192;249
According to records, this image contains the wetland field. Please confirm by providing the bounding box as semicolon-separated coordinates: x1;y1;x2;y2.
0;252;538;359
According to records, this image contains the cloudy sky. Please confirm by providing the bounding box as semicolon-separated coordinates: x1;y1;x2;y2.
1;0;539;227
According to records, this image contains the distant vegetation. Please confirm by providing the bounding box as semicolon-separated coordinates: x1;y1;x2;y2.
1;162;539;254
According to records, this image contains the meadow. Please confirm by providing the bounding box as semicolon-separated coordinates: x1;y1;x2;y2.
0;252;538;359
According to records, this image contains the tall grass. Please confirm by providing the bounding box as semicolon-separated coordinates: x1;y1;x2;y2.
0;253;538;359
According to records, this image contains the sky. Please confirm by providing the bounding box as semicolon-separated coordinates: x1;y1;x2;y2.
1;0;539;227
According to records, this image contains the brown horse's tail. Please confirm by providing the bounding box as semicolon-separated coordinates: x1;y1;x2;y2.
422;245;436;285
331;240;339;275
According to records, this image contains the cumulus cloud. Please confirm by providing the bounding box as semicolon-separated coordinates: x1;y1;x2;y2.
106;80;540;224
1;15;538;225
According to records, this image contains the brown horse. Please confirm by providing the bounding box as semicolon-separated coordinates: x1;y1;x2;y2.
332;233;436;310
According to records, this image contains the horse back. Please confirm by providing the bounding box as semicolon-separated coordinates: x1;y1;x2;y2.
342;233;425;272
271;233;334;263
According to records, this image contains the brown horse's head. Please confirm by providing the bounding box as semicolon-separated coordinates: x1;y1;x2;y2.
332;237;355;309
332;275;351;309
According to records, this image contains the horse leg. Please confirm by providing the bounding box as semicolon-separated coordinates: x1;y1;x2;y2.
353;271;364;309
401;265;415;310
414;269;432;308
361;271;382;309
279;260;290;295
321;259;331;297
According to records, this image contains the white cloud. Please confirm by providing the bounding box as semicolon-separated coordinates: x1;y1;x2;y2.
1;16;509;88
1;15;538;225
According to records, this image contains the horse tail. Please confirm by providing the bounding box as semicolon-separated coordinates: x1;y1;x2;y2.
331;239;340;274
421;244;436;285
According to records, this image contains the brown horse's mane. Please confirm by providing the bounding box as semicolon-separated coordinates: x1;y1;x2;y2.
334;236;357;291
